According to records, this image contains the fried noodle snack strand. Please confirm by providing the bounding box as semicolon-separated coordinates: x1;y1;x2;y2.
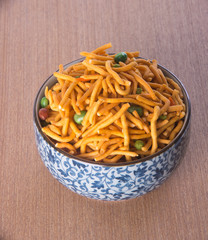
150;106;161;154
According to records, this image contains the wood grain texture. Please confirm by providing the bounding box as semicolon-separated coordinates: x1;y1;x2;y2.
0;0;208;239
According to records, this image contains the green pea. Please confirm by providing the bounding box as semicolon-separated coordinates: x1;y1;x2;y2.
136;88;142;94
159;115;167;120
135;140;144;150
40;97;49;108
113;64;120;68
127;105;143;117
114;52;127;63
75;76;80;78
74;111;87;125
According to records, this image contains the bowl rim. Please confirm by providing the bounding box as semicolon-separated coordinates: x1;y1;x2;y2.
33;56;191;167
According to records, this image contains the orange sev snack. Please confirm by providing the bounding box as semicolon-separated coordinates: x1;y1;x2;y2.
39;43;186;163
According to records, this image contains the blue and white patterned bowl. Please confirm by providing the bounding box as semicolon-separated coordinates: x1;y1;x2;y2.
33;58;191;201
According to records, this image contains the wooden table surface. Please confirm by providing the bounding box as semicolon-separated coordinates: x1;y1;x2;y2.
1;0;208;239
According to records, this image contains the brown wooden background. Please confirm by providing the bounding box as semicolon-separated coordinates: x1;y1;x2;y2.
0;0;208;239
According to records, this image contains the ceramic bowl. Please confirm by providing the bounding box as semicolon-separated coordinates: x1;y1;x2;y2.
33;58;191;201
